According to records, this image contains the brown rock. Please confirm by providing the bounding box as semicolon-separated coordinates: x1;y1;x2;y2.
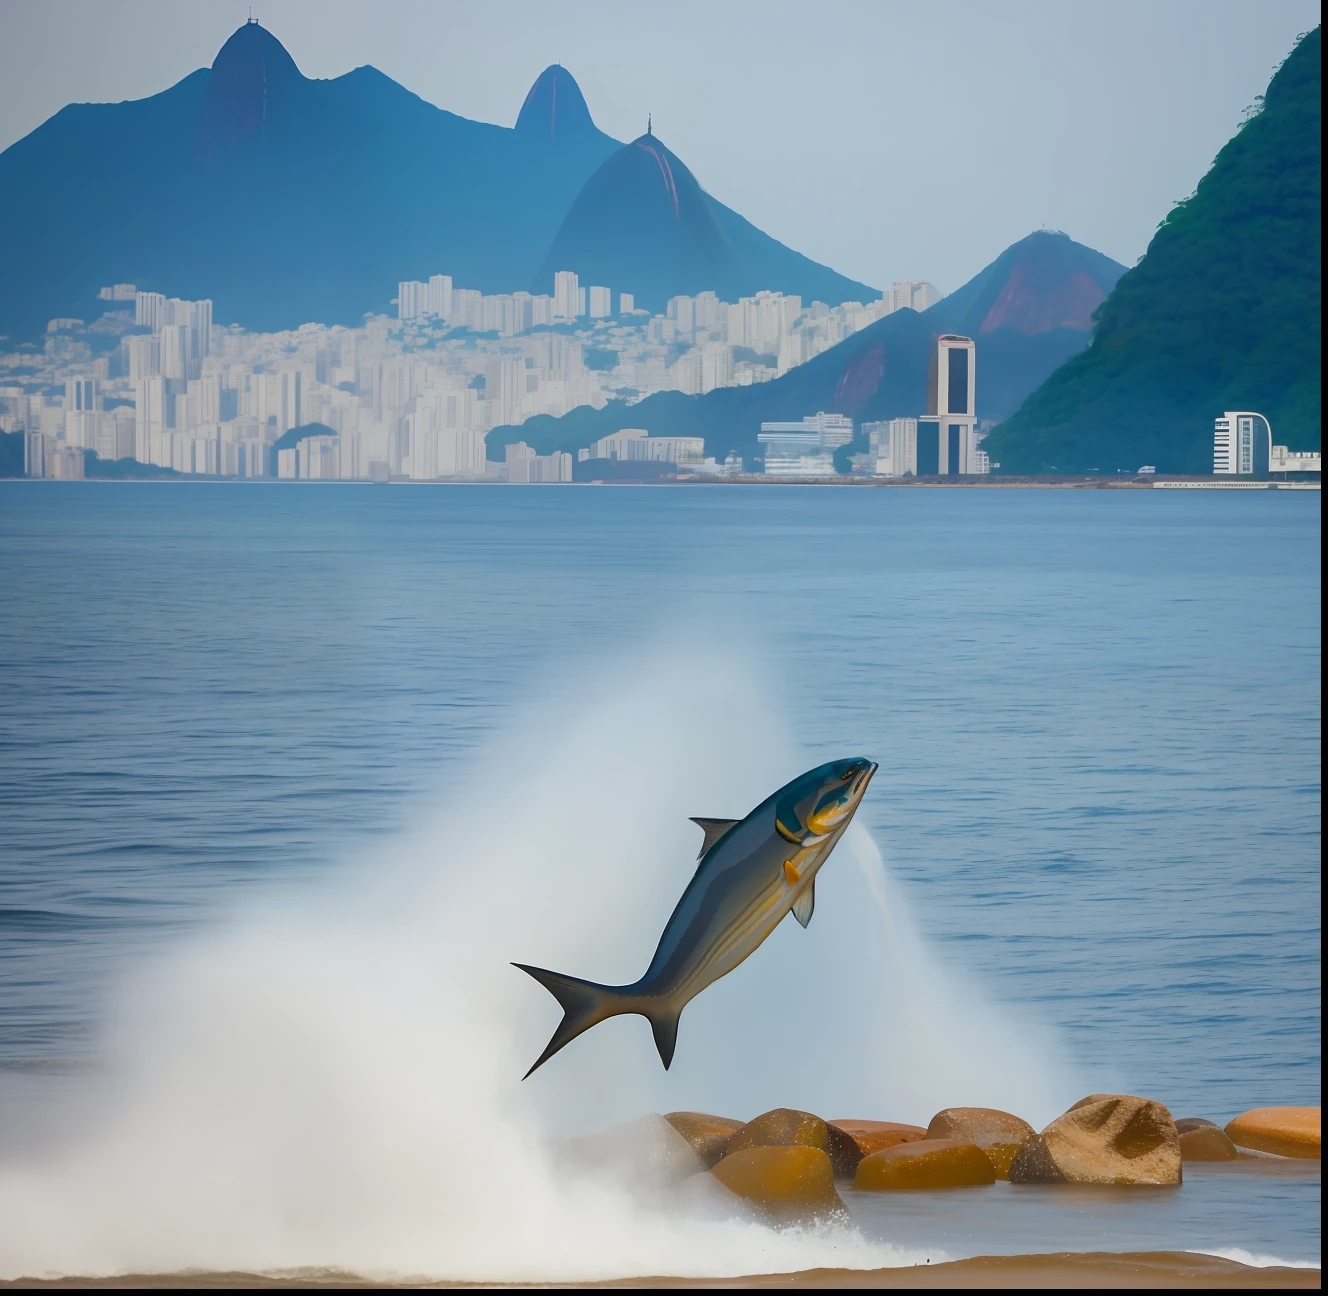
854;1138;996;1190
1174;1117;1220;1135
828;1120;927;1165
1225;1107;1321;1160
1179;1126;1240;1162
924;1108;1036;1180
663;1111;744;1169
710;1145;846;1221
727;1108;829;1155
1009;1095;1181;1185
823;1123;866;1179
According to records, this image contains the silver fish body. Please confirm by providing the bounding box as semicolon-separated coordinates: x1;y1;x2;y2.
516;756;877;1076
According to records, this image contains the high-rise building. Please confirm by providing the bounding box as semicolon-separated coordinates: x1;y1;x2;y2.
65;378;98;411
882;281;940;313
668;295;696;333
485;357;526;428
135;376;166;464
451;289;482;329
160;324;191;380
135;291;166;331
917;334;978;474
397;280;428;320
1213;411;1272;475
588;286;612;318
190;298;213;359
553;271;579;320
619;293;635;315
863;418;918;476
428;274;453;320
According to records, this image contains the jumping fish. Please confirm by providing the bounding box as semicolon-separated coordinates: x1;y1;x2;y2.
515;756;877;1077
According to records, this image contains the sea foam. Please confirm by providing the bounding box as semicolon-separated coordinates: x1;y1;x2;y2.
0;640;1081;1281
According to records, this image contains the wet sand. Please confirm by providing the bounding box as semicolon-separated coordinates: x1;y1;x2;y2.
1;1253;1318;1289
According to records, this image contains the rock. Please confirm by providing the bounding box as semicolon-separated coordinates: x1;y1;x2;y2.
1174;1117;1220;1134
924;1108;1036;1180
1178;1125;1240;1161
1225;1107;1321;1160
1067;1092;1121;1111
854;1138;996;1190
663;1111;744;1169
709;1145;846;1222
1009;1095;1181;1185
829;1119;928;1160
727;1108;829;1155
824;1123;867;1179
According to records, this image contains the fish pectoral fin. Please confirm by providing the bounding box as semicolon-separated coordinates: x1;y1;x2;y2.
792;878;816;928
782;859;802;886
690;817;742;858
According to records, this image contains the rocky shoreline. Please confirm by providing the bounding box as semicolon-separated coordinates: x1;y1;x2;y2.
652;1099;1319;1221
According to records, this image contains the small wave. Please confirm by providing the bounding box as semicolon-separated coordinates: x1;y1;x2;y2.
1192;1247;1321;1270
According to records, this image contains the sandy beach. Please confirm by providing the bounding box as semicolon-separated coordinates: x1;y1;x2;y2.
0;1252;1317;1289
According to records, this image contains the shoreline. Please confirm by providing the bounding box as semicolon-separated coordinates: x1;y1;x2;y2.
1;1251;1319;1289
1;475;1320;490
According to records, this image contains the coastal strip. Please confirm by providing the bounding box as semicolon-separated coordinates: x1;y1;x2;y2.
0;1252;1318;1289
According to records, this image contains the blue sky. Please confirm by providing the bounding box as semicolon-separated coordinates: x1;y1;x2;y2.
0;0;1317;293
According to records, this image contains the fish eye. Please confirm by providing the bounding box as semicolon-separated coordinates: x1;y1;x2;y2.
841;769;855;781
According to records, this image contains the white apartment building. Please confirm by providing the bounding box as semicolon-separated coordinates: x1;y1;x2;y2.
863;418;918;476
1214;412;1321;475
554;271;580;321
758;411;854;476
578;427;705;465
506;441;573;482
881;281;940;313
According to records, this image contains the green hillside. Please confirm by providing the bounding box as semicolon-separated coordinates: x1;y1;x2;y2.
986;28;1321;474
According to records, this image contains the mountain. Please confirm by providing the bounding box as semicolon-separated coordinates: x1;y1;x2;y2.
0;23;874;341
514;65;601;143
493;231;1125;464
986;28;1321;474
535;129;875;310
0;22;618;340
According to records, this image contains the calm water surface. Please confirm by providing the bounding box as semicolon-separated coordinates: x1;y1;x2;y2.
0;482;1319;1264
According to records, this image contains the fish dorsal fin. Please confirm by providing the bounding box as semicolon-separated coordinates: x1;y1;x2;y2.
690;817;741;857
792;878;815;928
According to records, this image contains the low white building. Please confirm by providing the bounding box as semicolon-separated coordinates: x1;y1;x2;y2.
1215;411;1320;475
758;412;853;476
506;441;572;482
578;427;705;465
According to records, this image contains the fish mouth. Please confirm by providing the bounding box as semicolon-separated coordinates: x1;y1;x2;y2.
853;761;878;798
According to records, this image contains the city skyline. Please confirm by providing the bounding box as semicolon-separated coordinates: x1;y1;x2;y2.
4;265;942;483
0;0;1317;294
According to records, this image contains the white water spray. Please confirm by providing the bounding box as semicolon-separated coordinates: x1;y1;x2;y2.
0;642;1082;1281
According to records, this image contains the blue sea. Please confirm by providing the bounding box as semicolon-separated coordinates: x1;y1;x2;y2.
0;481;1319;1278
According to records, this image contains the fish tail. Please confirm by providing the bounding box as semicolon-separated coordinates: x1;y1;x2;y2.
647;1005;681;1071
513;963;633;1078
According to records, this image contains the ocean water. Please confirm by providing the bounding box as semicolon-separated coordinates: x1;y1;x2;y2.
0;481;1319;1279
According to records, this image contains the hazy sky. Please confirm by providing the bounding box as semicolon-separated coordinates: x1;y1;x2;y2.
0;0;1317;293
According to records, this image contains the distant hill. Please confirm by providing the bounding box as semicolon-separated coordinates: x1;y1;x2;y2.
493;231;1125;464
0;23;617;340
986;28;1322;474
0;23;874;341
535;130;875;310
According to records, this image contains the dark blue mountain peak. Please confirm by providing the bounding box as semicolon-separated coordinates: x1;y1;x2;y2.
515;65;598;140
199;21;304;156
